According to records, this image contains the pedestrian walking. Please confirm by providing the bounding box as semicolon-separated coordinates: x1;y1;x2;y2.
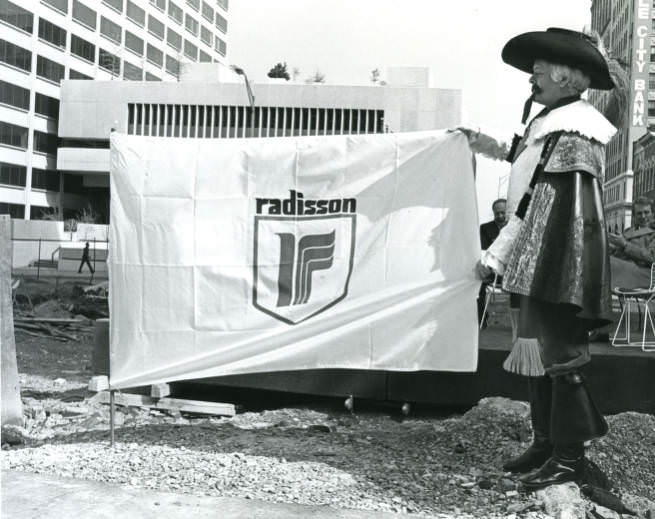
78;241;95;274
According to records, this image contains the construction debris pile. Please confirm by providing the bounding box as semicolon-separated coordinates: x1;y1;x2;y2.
12;279;108;344
3;277;655;518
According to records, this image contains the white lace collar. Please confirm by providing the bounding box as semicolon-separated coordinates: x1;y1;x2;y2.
532;99;616;144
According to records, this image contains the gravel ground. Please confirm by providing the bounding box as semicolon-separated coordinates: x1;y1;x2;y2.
2;304;655;518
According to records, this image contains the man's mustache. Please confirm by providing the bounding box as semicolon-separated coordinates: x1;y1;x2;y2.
531;85;543;94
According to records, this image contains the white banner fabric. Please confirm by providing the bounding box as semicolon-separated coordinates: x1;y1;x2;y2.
108;131;480;389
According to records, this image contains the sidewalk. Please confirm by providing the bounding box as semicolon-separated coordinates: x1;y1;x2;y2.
1;471;420;519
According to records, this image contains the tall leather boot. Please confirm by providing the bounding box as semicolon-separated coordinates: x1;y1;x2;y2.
521;371;608;489
521;443;584;489
503;375;553;473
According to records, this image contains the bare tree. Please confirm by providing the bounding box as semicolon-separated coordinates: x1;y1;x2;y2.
370;68;381;84
306;69;326;84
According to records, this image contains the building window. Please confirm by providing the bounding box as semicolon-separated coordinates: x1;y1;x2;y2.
168;1;182;24
123;61;142;80
147;14;164;39
0;0;34;33
125;30;143;55
63;173;84;194
33;130;58;155
102;0;123;13
126;0;145;26
100;16;122;44
69;68;92;79
165;55;179;76
150;0;165;11
42;0;68;14
216;0;228;11
0;80;30;110
72;0;97;30
38;18;67;49
201;1;214;22
0;162;27;187
184;13;198;35
200;25;212;46
0;39;32;72
649;100;655;117
146;43;163;66
0;121;28;149
215;12;227;32
215;36;226;56
31;168;60;191
145;71;160;81
37;55;65;83
0;202;25;218
199;49;210;62
186;0;200;10
70;34;95;62
99;48;120;75
30;205;57;220
184;39;197;60
166;27;182;51
35;92;59;119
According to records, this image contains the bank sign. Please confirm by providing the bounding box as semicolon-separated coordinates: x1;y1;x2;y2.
633;0;651;127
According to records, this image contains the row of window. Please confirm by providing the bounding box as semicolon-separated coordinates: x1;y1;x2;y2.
0;121;59;155
2;0;226;62
0;36;168;82
127;104;387;139
0;80;60;118
0;162;60;191
0;202;89;220
0;162;88;195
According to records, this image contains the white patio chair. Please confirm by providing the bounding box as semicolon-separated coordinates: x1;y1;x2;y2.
611;262;655;352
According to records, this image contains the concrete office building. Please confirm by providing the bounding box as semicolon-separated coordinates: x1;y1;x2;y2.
0;0;230;220
55;64;462;223
590;0;652;232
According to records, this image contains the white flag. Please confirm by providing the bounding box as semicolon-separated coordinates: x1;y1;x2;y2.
108;130;480;389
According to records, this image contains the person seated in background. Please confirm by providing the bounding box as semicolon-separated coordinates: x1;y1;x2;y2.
608;196;655;288
589;197;655;342
478;199;507;327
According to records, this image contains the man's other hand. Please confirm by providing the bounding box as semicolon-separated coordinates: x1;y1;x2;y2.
476;260;493;280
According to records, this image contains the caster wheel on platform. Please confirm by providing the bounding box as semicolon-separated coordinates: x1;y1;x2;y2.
401;402;411;416
344;395;354;413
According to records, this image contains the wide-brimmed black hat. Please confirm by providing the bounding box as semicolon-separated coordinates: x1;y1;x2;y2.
501;27;614;90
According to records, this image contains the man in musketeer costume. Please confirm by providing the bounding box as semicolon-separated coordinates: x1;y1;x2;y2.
461;27;627;489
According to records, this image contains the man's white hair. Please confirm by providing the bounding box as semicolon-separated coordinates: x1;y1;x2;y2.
549;64;591;94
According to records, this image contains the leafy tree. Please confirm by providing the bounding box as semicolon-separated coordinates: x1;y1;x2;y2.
267;62;290;80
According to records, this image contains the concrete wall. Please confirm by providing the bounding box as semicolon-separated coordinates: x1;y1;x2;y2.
58;80;463;140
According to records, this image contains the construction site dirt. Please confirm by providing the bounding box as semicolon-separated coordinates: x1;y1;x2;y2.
2;277;655;518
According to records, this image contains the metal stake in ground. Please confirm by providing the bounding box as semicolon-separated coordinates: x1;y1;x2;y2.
109;389;115;447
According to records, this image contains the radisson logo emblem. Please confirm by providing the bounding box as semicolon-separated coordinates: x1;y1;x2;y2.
252;190;357;325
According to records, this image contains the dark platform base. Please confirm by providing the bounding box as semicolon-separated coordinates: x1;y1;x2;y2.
182;327;654;415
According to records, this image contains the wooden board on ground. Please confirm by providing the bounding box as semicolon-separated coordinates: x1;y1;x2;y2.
91;390;235;417
150;383;171;399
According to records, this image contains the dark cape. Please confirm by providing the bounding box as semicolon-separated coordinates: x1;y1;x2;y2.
502;134;613;330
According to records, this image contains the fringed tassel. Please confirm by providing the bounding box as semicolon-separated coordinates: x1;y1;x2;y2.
503;337;545;376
